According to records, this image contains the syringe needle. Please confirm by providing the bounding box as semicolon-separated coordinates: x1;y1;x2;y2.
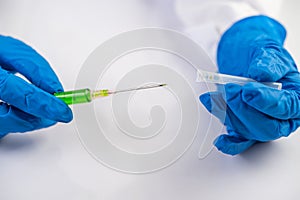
109;83;167;94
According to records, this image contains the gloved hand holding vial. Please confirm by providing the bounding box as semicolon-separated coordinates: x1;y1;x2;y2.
200;16;300;155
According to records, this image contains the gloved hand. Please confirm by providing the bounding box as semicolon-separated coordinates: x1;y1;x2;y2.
200;15;300;155
0;35;73;138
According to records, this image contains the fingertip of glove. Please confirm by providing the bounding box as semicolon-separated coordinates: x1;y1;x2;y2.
38;118;57;128
46;96;73;123
223;84;242;102
55;102;73;123
62;107;73;123
213;135;238;156
242;82;264;103
41;81;64;94
214;134;257;156
199;93;212;112
224;83;241;92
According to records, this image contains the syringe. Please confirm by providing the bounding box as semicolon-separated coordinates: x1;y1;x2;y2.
54;83;167;105
196;69;282;90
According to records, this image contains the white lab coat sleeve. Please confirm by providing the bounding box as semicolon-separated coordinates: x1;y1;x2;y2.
174;0;283;62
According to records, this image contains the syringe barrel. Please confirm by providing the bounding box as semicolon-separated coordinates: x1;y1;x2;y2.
54;88;92;105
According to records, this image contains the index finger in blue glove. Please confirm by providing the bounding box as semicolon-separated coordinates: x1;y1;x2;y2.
225;83;300;140
214;131;257;156
242;82;300;120
0;68;72;122
0;35;63;93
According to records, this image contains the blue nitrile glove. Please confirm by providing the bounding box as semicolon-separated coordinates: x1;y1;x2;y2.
200;15;300;155
0;35;73;138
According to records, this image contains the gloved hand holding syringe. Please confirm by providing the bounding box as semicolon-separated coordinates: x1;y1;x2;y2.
54;69;282;105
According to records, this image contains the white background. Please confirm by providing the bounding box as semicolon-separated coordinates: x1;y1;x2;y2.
0;0;300;199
